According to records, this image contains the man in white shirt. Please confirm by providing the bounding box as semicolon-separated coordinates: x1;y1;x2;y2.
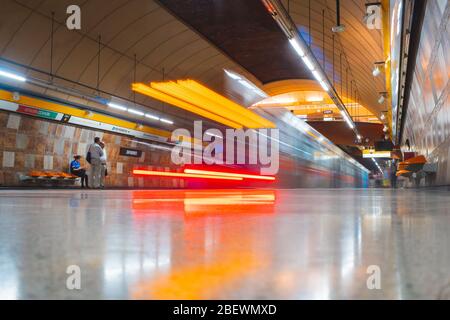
99;141;107;188
88;137;104;189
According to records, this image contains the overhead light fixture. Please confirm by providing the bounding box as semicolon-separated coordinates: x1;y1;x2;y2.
302;56;315;71
0;69;27;82
205;132;223;139
145;113;160;121
262;0;360;137
224;69;268;98
342;113;355;129
373;66;381;77
372;158;383;174
380;113;386;120
319;81;329;92
312;70;322;82
372;61;385;77
332;0;346;33
383;125;388;132
127;108;144;116
224;69;241;80
132;80;275;129
378;93;386;104
363;3;382;29
160;118;173;125
357;134;362;140
107;102;127;111
332;25;346;33
238;79;254;90
289;38;305;57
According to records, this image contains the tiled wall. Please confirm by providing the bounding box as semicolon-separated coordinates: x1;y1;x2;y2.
402;0;449;185
0;110;184;188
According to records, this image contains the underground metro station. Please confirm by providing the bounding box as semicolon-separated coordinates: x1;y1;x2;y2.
0;0;449;301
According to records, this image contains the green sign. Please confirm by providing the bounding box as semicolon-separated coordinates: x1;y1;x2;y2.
17;105;59;120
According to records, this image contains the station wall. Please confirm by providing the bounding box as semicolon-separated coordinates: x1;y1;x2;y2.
0;110;184;188
402;0;449;185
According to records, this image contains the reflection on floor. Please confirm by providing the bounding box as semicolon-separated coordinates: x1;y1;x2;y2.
0;188;449;299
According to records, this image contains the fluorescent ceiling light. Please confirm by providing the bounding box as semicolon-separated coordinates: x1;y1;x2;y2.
342;113;355;129
238;79;254;90
107;102;127;111
289;38;305;57
253;88;269;98
127;108;144;116
145;114;160;120
160;118;173;124
224;69;241;80
312;70;322;82
225;69;268;98
302;56;315;71
373;66;382;77
0;70;27;82
319;81;329;92
205;132;222;139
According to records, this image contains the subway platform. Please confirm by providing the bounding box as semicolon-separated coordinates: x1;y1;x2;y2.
0;188;449;299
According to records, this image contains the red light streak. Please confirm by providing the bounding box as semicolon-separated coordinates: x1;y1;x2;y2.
132;169;243;181
184;169;276;181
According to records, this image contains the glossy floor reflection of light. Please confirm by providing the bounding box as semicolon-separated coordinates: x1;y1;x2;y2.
0;188;449;299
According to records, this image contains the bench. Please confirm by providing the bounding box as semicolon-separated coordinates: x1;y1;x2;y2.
396;155;437;186
18;171;80;187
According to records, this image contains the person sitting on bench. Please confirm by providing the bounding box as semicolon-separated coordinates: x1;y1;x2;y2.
70;155;88;188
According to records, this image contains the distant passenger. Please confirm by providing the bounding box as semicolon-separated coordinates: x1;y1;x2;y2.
99;141;108;189
87;137;104;189
70;155;88;188
391;160;398;189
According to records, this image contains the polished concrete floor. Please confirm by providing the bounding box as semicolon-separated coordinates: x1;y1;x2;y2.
0;188;449;299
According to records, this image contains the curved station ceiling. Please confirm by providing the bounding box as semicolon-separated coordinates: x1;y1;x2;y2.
0;0;388;152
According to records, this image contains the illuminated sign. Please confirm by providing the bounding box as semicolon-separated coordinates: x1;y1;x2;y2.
362;150;392;158
119;147;142;158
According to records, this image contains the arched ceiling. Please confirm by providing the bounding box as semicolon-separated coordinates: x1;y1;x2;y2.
0;0;257;129
157;0;388;119
0;0;388;130
288;0;387;120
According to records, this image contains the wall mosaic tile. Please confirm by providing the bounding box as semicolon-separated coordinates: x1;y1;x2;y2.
402;1;450;186
0;110;183;187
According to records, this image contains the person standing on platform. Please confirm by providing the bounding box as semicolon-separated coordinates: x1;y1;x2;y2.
99;141;108;189
70;155;88;188
87;137;104;189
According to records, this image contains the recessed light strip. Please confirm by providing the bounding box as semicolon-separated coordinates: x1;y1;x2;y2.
262;0;359;136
